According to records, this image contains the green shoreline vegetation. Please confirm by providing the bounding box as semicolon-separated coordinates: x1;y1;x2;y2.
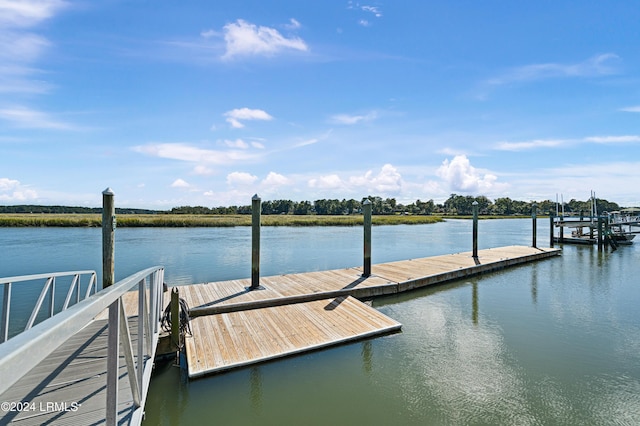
0;213;447;227
0;193;625;227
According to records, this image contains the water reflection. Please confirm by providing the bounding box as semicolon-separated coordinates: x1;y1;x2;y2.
392;295;535;424
530;264;538;306
472;282;478;325
250;367;262;412
361;341;373;375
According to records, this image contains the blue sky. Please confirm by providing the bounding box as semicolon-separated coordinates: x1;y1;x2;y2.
1;1;639;209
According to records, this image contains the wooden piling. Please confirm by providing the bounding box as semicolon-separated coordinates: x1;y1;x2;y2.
170;287;180;350
250;194;261;290
597;216;603;251
472;201;478;258
549;213;554;248
363;199;372;277
532;203;537;248
102;188;115;289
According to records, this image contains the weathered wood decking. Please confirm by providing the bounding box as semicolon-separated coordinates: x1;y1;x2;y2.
0;319;140;425
0;290;165;425
186;296;401;378
180;245;560;378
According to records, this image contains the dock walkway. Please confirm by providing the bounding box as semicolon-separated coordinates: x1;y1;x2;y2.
180;245;559;378
1;319;138;425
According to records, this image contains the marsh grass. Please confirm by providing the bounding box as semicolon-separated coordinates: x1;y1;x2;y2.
0;213;445;227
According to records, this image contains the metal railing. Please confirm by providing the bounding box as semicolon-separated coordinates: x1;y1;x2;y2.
0;266;164;426
0;270;98;343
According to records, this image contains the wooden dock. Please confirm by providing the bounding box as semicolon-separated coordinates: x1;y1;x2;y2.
186;296;401;378
179;245;560;378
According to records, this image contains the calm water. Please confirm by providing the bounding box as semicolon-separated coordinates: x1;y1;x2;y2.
1;220;639;425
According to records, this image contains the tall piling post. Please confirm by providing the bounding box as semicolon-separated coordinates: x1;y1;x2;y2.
549;212;555;248
472;201;479;259
102;188;118;426
102;188;116;289
363;199;372;277
597;216;603;251
250;194;261;290
532;203;537;248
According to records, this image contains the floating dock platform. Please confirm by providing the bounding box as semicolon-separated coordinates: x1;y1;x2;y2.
179;245;560;378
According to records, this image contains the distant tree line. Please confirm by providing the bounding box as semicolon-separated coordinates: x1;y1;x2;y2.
0;195;623;216
0;205;157;214
169;194;623;216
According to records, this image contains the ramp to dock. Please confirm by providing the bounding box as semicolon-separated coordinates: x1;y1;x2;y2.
186;296;401;378
0;267;165;426
0;319;138;425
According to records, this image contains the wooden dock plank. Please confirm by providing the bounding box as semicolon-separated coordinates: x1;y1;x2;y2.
186;296;401;378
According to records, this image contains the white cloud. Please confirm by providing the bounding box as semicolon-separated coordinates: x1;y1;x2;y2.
584;135;640;144
251;141;265;149
224;138;249;149
294;138;319;147
220;19;308;60
193;165;214;176
283;18;301;30
308;174;344;190
171;178;190;188
436;155;503;193
348;2;383;17
0;106;73;129
488;54;620;87
330;111;377;125
0;0;67;27
492;135;640;151
620;106;640;113
494;139;568;151
224;107;273;128
477;54;621;99
133;142;260;164
361;5;382;17
227;171;258;187
358;20;371;27
0;0;67;94
307;164;403;195
0;177;38;201
200;29;219;39
262;172;291;187
349;164;403;194
0;32;50;63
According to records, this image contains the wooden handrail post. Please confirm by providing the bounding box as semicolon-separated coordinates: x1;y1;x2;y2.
532;203;537;248
472;201;479;258
102;188;116;289
250;194;261;290
106;300;119;426
363;199;372;277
